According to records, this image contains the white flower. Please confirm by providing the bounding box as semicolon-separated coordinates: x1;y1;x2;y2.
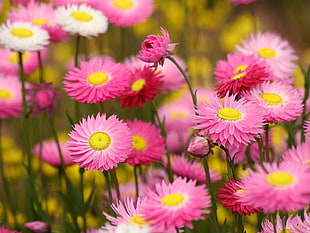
56;4;108;37
0;21;50;52
102;223;151;233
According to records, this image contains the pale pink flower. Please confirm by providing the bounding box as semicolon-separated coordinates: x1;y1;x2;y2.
24;221;50;233
166;129;191;154
282;141;310;167
259;216;301;233
305;120;310;138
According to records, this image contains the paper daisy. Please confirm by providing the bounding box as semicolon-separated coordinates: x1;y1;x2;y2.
63;58;131;103
217;179;261;216
166;129;192;153
100;0;154;27
259;216;300;233
0;75;23;119
54;0;105;12
138;28;178;67
67;114;132;171
141;177;211;229
8;1;67;43
168;154;221;184
0;21;50;53
194;94;264;147
236;32;298;81
0;48;47;76
214;53;273;98
125;119;166;166
239;162;310;213
56;4;108;37
281;141;310;167
32;139;74;168
242;81;303;123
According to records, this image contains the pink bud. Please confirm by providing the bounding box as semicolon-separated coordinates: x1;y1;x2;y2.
34;90;54;109
24;221;50;233
187;135;213;158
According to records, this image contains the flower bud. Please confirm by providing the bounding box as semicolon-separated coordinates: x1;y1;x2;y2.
24;221;50;233
187;135;213;158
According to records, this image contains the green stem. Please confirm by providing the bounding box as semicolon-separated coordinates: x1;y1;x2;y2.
80;168;87;233
133;166;139;198
111;168;121;200
167;56;197;107
221;146;236;180
18;52;28;118
202;157;220;233
103;171;113;205
264;124;270;162
37;51;44;83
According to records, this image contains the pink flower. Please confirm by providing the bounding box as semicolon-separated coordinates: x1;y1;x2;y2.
125;119;166;166
53;0;105;11
0;225;21;233
281;141;310;167
27;82;61;115
305;120;310;138
24;221;50;233
187;134;214;158
259;216;300;233
166;129;191;154
141;177;211;230
138;28;178;67
67;114;132;171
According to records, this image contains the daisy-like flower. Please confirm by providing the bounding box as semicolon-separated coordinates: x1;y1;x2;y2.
125;119;166;166
141;177;211;230
290;209;310;232
56;4;108;37
67;114;132;171
0;21;50;53
8;1;67;43
239;162;310;213
217;179;261;216
194;94;264;147
63;58;131;103
138;28;178;67
259;216;300;233
0;75;23;119
168;154;221;184
166;129;191;153
117;66;163;109
54;0;105;11
242;81;303;123
100;0;154;27
102;222;151;233
0;48;47;76
32;139;74;168
236;32;298;81
281;141;310;167
214;53;273;98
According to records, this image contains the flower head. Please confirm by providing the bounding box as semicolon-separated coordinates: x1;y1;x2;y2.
125;119;166;166
0;21;50;52
63;58;131;103
67;114;132;171
194;94;264;147
281;141;310;167
141;177;211;229
24;221;50;233
138;28;178;67
187;134;214;158
56;4;108;37
0;225;21;233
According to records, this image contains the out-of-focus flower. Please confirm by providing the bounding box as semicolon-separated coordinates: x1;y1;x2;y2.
27;82;61;115
0;225;21;233
138;28;178;68
282;141;310;167
0;21;50;52
56;4;108;37
259;216;300;233
24;221;50;233
67;114;132;171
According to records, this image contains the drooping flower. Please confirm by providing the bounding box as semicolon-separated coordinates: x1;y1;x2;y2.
217;179;262;215
8;1;67;43
0;48;47;76
63;58;131;103
242;81;303;123
125;119;166;166
141;177;211;230
239;162;310;214
117;66;163;109
67;114;132;171
214;53;273;98
0;21;50;52
194;94;265;147
236;32;298;82
99;0;154;27
138;28;178;67
32;139;74;168
56;4;108;37
27;82;61;115
0;75;23;119
24;221;50;233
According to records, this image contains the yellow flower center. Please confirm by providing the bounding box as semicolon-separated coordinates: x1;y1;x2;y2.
9;52;29;64
266;171;295;187
217;108;242;121
70;11;93;22
88;132;111;150
87;72;109;85
161;193;185;207
171;112;187;119
231;65;248;80
260;93;283;105
132;135;147;151
278;229;296;233
304;161;310;165
129;215;151;226
32;18;51;26
235;189;245;197
258;48;277;59
10;28;34;38
0;90;12;100
113;0;134;9
131;79;145;91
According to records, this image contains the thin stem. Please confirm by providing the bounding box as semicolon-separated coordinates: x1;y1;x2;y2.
80;168;87;233
18;52;28;118
111;168;121;200
221;146;236;180
264;124;270;162
167;56;197;107
103;171;113;205
133;166;139;198
300;65;310;143
37;51;44;83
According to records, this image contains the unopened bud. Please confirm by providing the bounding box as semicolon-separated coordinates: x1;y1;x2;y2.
187;135;214;158
24;221;51;233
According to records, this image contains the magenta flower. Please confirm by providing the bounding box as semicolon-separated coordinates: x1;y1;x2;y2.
137;28;178;67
